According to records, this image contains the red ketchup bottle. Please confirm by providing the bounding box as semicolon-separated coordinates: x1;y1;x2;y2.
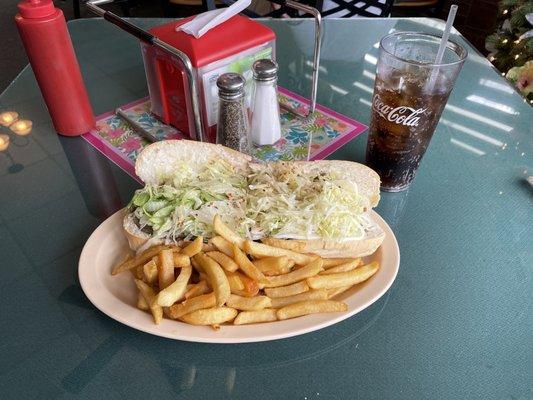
15;0;95;136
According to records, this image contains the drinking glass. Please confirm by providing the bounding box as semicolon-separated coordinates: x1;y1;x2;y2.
366;32;467;191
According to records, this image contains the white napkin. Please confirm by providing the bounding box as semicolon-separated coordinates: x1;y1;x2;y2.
177;0;252;39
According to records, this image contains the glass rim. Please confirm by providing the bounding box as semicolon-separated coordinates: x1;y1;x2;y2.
379;31;468;68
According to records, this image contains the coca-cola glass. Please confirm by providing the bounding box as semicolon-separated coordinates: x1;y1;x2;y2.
366;32;467;191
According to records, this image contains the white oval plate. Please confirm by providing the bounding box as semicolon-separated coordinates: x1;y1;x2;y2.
79;209;399;343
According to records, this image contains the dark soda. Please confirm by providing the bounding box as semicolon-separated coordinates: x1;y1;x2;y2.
366;70;452;191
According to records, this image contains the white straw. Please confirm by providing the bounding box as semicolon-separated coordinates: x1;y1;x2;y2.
435;5;458;64
428;5;458;90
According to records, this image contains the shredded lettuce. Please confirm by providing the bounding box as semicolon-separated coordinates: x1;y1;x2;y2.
247;164;371;240
128;159;253;242
128;158;372;243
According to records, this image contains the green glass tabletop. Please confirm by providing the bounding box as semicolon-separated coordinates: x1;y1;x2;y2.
0;17;531;400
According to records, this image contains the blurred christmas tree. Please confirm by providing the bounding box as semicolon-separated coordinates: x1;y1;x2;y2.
486;0;533;103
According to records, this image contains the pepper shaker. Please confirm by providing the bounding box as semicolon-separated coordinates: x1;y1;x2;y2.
216;73;250;153
250;59;282;146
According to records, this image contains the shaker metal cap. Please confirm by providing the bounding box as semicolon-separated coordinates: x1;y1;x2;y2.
252;59;278;81
217;73;246;99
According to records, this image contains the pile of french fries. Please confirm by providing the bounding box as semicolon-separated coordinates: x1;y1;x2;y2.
112;215;380;329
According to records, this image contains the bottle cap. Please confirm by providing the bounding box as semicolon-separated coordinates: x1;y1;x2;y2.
217;73;246;100
252;59;278;82
18;0;55;19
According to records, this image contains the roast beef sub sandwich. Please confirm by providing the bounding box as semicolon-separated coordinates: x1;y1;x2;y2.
124;140;384;258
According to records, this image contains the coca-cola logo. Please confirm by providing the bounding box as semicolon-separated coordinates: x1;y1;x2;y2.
372;94;426;127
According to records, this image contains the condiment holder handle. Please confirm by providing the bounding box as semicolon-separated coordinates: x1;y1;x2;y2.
86;0;206;142
86;0;323;144
268;0;323;120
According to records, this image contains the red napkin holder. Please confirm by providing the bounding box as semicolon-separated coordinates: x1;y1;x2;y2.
140;16;276;142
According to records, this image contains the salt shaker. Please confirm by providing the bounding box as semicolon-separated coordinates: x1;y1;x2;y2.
250;59;282;146
216;73;250;153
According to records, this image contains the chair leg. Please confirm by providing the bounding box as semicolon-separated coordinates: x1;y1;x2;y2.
204;0;216;11
160;0;171;17
120;0;132;17
433;0;445;17
73;0;81;18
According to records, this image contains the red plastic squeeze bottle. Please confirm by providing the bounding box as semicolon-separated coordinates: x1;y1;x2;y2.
15;0;95;136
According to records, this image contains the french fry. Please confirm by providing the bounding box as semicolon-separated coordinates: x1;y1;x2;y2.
234;309;278;325
135;279;163;324
276;300;347;320
191;256;203;273
253;256;294;276
264;281;309;298
157;265;192;307
206;251;239;272
132;264;144;280
119;252;133;266
321;259;362;275
327;285;353;299
243;240;316;266
263;258;324;288
185;280;210;299
199;272;209;283
202;242;216;252
270;289;328;308
173;253;191;268
213;215;244;248
307;262;379;289
231;272;260;297
165;244;179;252
180;307;238;325
142;259;158;284
169;293;217;319
225;272;245;291
261;237;307;252
193;253;231;306
232;243;267;282
209;236;234;257
226;294;271;311
112;245;167;275
162;306;172;319
323;258;361;268
181;236;203;257
137;293;149;311
290;263;307;271
158;249;175;289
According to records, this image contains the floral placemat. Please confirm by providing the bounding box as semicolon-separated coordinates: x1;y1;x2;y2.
82;87;367;182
